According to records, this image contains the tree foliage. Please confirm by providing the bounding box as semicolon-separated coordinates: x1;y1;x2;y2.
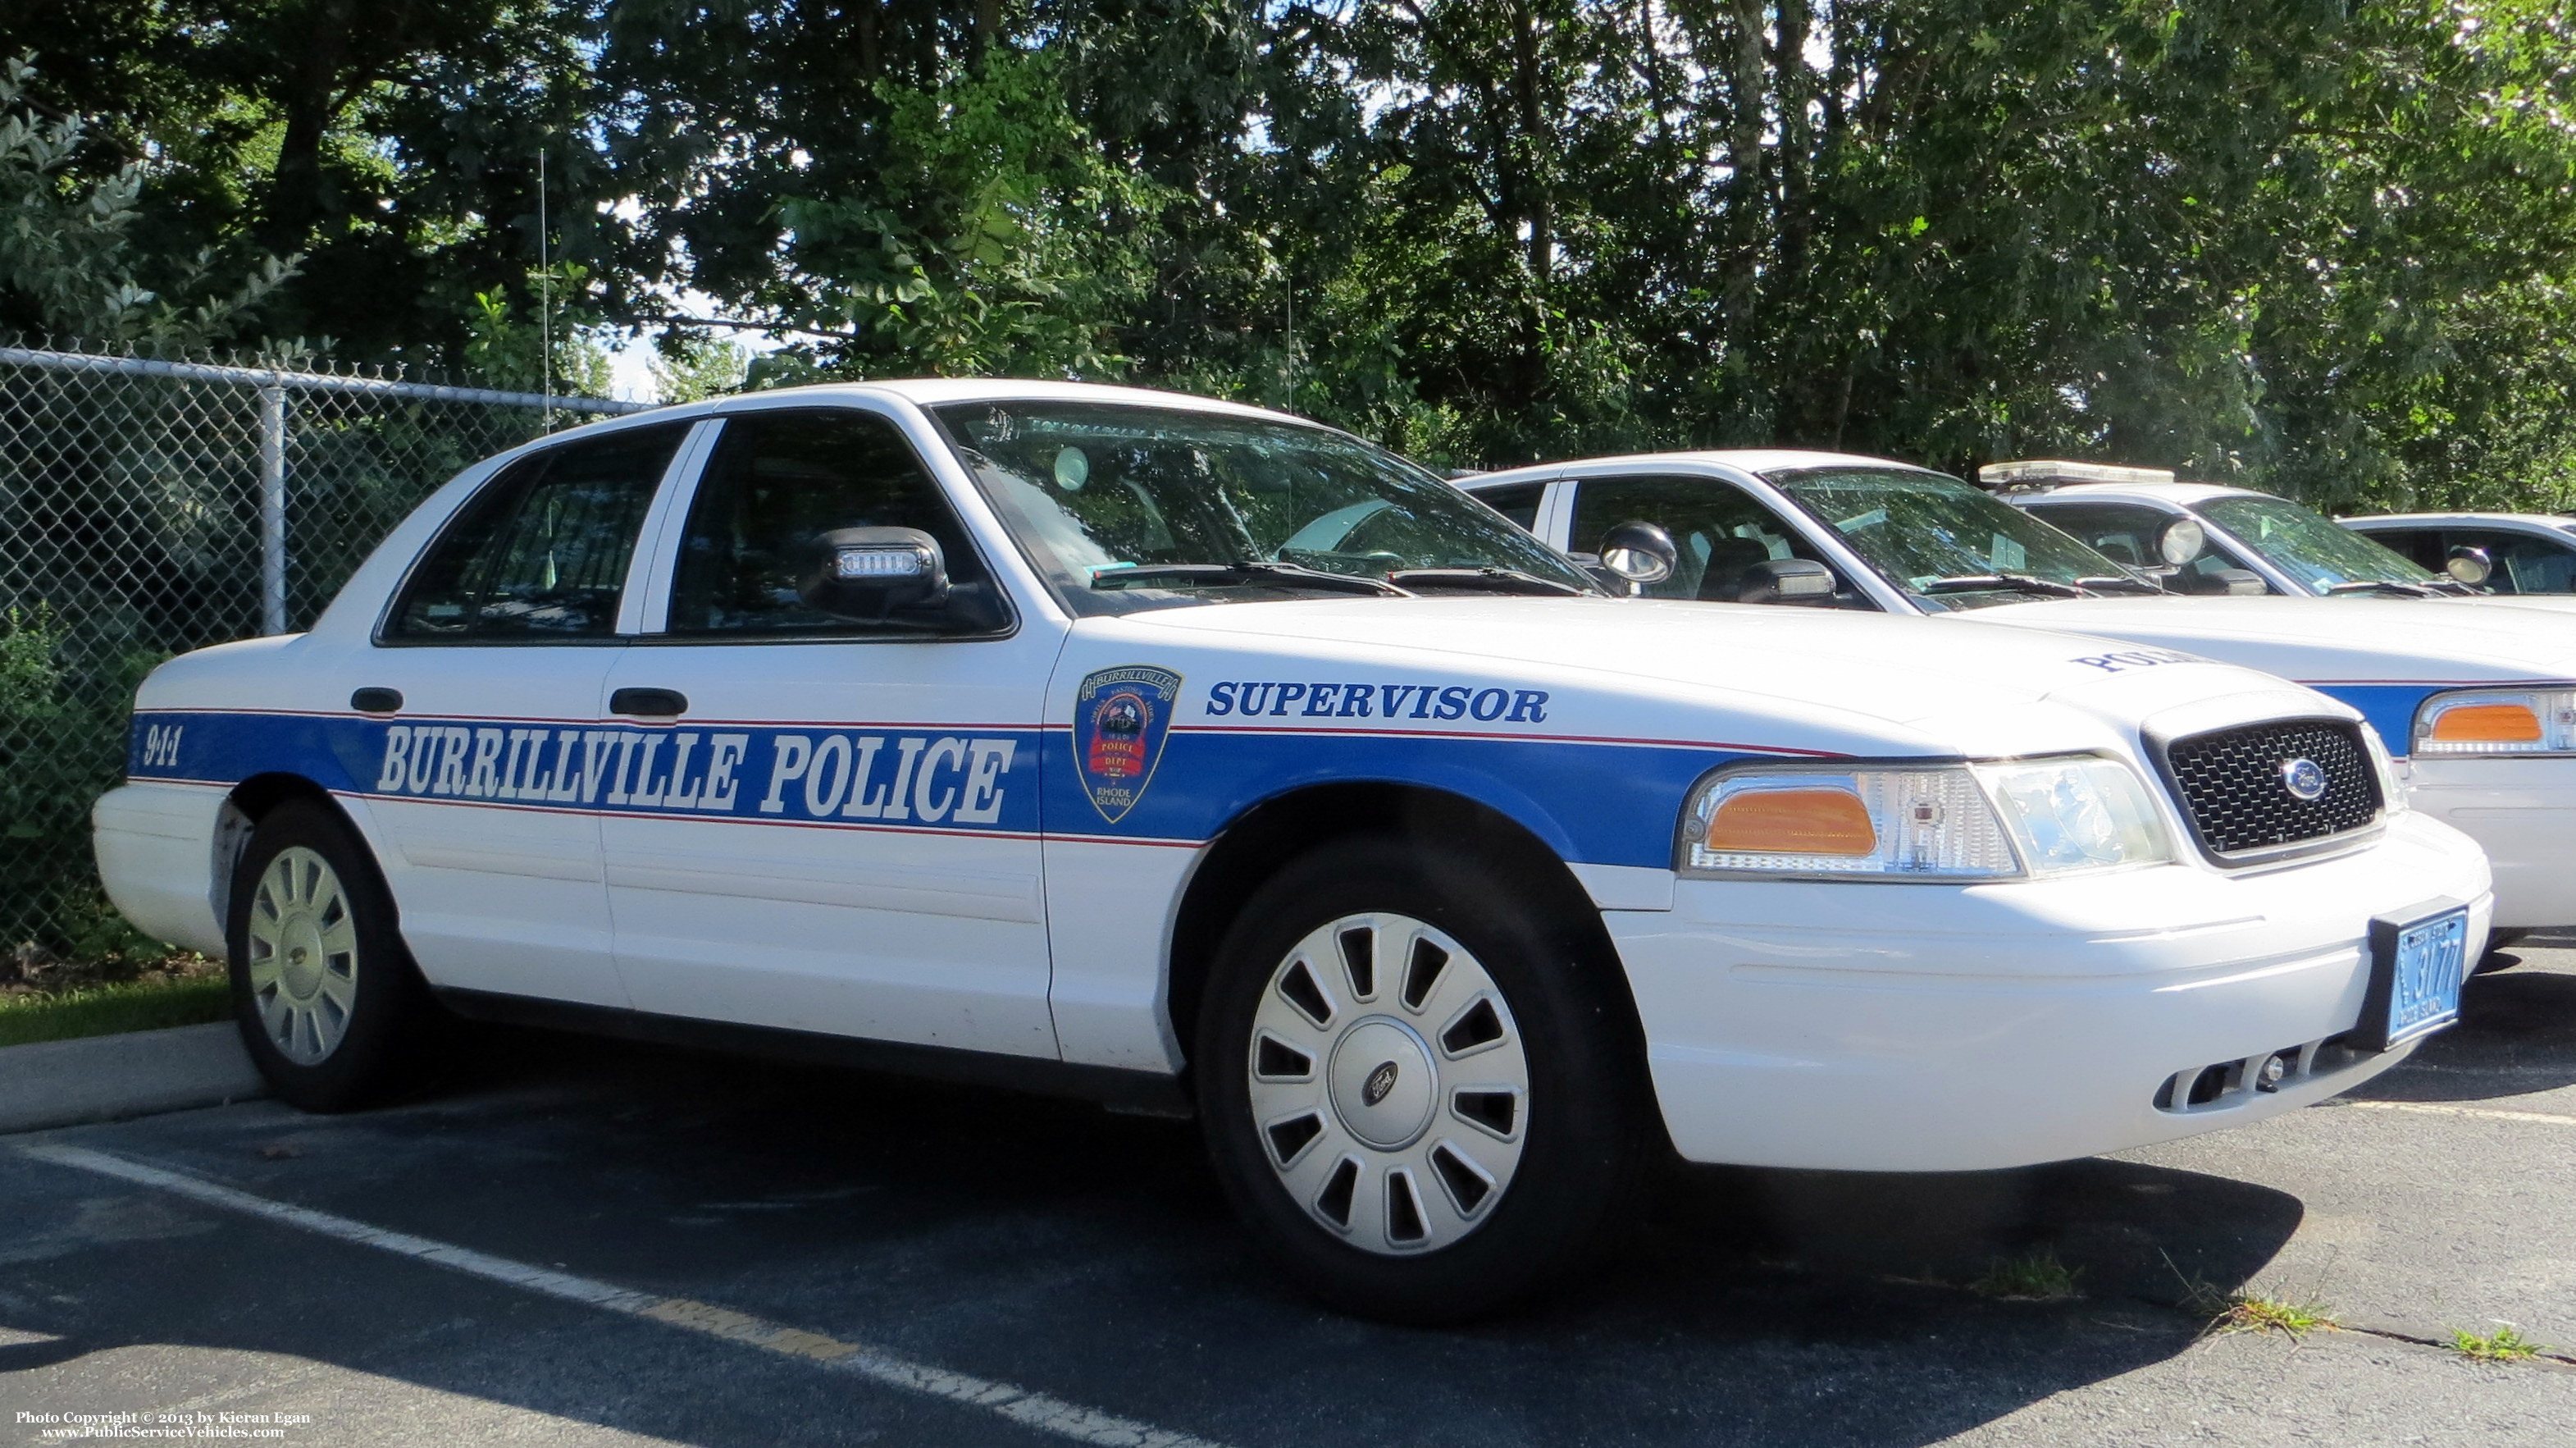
7;0;2576;505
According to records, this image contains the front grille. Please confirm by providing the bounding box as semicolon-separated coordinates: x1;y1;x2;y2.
2161;718;2382;859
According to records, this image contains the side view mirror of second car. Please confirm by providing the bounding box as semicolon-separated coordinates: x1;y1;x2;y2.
1737;557;1835;604
2169;565;2268;596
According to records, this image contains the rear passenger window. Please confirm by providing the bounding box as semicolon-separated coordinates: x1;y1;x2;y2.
2363;528;2446;573
664;409;1005;637
1471;482;1547;531
386;423;688;642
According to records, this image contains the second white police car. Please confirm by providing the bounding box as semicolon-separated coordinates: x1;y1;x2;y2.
95;382;2487;1321
1465;452;2576;938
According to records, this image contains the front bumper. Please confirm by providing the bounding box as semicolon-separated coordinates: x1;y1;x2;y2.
2402;756;2576;929
1606;811;2491;1172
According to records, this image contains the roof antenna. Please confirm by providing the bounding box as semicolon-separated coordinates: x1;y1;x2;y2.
538;147;553;432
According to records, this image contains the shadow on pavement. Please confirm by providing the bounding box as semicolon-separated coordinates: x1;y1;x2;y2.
2347;951;2576;1104
3;1024;2315;1448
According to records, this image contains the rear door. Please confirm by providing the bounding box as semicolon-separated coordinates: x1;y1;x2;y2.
358;420;695;1006
597;403;1062;1057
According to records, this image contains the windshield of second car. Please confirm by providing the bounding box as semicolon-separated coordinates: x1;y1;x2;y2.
2197;495;2442;594
931;400;1596;614
1768;466;2134;610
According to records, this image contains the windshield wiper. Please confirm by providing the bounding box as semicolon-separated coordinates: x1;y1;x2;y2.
1383;566;1589;596
1917;573;2092;598
2326;579;2442;598
1088;560;1410;596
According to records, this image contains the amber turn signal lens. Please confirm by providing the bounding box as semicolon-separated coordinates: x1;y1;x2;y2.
2428;702;2543;743
1703;788;1877;856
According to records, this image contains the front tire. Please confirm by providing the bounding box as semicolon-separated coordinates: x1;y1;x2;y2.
1197;835;1646;1323
226;799;431;1111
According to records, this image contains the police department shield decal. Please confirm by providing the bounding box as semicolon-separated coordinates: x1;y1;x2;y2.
1074;665;1182;823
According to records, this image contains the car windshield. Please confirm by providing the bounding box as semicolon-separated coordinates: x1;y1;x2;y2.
1767;466;2137;610
2198;496;2442;594
930;400;1597;614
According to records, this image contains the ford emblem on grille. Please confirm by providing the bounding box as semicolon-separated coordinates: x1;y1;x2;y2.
2280;757;2328;802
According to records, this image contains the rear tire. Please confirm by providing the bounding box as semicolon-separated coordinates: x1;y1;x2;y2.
1196;835;1647;1323
225;799;431;1112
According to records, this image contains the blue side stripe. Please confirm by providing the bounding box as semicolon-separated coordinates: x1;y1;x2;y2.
2307;684;2450;758
126;710;1767;870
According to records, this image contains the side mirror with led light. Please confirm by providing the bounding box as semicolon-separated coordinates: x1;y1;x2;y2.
2157;517;2207;565
2446;546;2494;587
1738;558;1837;605
2174;566;2267;596
797;526;951;622
1599;521;1679;587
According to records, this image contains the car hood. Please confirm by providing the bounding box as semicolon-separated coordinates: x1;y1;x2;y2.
1971;595;2576;683
2434;594;2576;620
1096;596;2336;756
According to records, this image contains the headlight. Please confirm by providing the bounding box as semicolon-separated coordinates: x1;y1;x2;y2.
1974;756;2176;875
2413;687;2576;756
1678;756;2174;881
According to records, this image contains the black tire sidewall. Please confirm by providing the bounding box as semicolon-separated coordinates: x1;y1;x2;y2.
226;798;425;1112
1196;835;1644;1323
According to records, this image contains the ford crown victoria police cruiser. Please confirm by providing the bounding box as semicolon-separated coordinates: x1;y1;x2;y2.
1466;451;2576;934
95;386;2490;1322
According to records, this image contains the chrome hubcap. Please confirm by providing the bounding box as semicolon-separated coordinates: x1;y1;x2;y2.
244;847;360;1065
1247;911;1530;1255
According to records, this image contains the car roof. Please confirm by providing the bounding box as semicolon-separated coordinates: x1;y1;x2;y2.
2342;511;2576;528
508;379;1316;449
1460;449;1949;488
772;377;1297;421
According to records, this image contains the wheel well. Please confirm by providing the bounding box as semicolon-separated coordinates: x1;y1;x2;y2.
215;774;348;920
230;772;335;823
1165;783;1645;1076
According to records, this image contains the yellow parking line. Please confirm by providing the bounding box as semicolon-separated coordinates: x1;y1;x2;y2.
2340;1099;2576;1126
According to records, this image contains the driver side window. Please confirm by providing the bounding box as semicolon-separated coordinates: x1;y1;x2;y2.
2026;501;2267;593
665;409;1006;637
1567;476;1858;605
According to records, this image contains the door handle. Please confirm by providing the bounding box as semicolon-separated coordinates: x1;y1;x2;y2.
350;687;403;714
609;687;689;718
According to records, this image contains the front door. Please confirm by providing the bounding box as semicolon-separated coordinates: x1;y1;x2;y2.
358;420;695;1007
599;404;1062;1057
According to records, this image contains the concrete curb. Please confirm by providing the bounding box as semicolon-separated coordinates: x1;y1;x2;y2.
0;1022;267;1134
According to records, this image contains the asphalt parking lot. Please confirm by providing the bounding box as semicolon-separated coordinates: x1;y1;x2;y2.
7;944;2575;1447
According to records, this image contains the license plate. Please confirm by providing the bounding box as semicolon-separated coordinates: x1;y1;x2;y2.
2358;905;2469;1051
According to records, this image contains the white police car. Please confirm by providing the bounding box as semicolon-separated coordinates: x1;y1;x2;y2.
94;385;2490;1322
1986;463;2576;627
1463;450;2576;935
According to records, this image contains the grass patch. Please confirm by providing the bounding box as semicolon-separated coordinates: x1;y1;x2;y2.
2200;1290;2340;1339
2450;1325;2546;1363
0;973;230;1048
1970;1248;2084;1301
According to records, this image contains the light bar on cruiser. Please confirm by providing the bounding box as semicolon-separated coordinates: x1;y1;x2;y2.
1976;459;2177;491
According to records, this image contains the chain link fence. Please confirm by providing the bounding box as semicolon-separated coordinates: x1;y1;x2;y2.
2;338;652;958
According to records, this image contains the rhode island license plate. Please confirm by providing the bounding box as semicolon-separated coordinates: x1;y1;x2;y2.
2364;906;2469;1050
